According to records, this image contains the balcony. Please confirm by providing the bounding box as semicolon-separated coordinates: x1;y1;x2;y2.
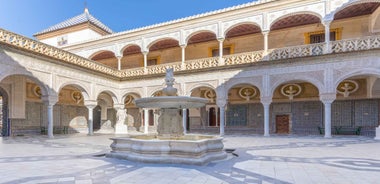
1;28;380;79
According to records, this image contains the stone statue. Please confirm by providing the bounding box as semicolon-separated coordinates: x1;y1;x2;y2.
162;68;177;96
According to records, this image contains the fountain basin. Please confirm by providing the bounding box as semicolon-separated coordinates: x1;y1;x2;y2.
134;96;209;109
106;134;227;165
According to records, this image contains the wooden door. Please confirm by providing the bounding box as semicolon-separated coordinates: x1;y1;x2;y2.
276;115;289;134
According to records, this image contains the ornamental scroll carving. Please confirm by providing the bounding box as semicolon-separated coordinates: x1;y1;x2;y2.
336;80;358;98
281;83;302;100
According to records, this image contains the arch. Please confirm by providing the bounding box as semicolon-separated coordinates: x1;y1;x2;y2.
148;87;165;97
187;83;217;96
270;75;324;97
0;73;49;96
225;79;263;97
224;22;262;38
88;50;116;60
121;91;142;103
334;68;380;89
331;0;380;19
121;44;142;56
269;11;323;31
95;89;119;105
57;81;90;101
146;37;180;51
185;30;217;44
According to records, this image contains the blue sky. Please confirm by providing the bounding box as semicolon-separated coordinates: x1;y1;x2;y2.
0;0;256;39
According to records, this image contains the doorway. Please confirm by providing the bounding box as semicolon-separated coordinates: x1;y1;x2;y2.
276;115;290;134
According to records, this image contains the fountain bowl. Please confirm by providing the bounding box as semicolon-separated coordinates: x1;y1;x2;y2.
106;134;227;165
134;96;209;109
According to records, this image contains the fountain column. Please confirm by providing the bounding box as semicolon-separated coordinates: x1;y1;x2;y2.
144;109;149;134
182;108;187;134
217;99;227;136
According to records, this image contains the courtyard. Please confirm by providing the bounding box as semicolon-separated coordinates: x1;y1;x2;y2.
0;134;379;184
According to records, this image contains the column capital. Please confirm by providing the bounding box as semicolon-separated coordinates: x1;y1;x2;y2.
322;19;333;27
320;93;336;104
180;44;187;48
142;51;149;55
114;103;125;110
216;98;227;108
42;95;58;106
262;30;270;36
260;96;272;105
84;100;97;109
217;37;225;42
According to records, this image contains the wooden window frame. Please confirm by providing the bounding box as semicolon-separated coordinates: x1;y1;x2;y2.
304;28;342;44
141;56;161;66
208;44;235;57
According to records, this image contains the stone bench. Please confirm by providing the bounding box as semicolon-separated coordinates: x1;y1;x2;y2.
334;126;362;135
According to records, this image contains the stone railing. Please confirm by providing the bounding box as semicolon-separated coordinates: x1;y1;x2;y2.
2;28;380;79
331;35;380;53
269;43;324;60
0;28;121;78
224;51;264;65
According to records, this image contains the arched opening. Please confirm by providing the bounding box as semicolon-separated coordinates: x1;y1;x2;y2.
270;13;322;48
57;85;88;134
226;84;261;133
225;23;262;53
121;45;143;69
95;92;116;133
90;50;118;69
0;87;9;136
147;38;180;66
333;75;380;136
186;31;218;60
0;75;48;136
123;93;143;132
272;81;320;135
189;86;217;132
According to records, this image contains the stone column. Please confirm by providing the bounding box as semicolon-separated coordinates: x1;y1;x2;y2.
322;20;332;54
84;100;97;136
144;109;149;134
180;44;186;70
216;99;227;136
375;126;380;140
262;31;269;55
143;51;148;74
42;95;58;139
117;55;122;70
320;93;336;138
182;108;187;134
218;38;225;66
115;104;128;134
261;97;272;137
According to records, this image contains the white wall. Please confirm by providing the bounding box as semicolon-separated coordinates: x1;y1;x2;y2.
40;29;102;47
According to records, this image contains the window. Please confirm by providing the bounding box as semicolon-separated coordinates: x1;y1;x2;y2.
209;45;234;57
304;28;342;44
57;35;68;46
143;56;160;66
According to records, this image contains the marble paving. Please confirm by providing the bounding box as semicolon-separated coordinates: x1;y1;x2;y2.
0;133;379;184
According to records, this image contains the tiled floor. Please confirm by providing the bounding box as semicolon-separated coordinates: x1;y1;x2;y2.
0;134;379;184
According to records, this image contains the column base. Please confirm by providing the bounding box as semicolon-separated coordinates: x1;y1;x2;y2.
324;135;332;138
375;126;380;140
264;133;270;137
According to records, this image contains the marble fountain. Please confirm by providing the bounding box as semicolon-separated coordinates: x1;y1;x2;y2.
106;68;227;165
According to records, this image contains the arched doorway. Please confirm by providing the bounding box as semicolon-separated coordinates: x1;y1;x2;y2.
0;87;9;136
